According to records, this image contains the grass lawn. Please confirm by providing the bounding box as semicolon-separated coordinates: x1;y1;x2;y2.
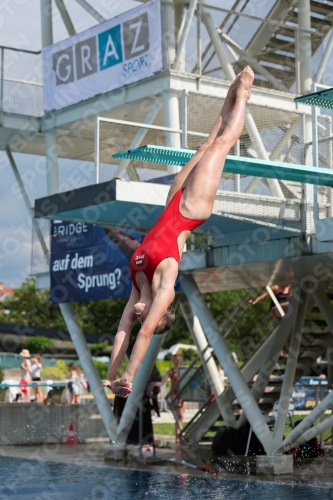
153;423;175;435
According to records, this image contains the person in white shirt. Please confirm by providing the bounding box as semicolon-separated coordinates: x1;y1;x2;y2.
30;355;43;402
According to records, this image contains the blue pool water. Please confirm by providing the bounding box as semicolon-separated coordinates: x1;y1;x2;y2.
0;457;332;499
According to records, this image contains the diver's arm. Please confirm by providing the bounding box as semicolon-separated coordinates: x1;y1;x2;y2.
122;286;174;383
104;287;139;384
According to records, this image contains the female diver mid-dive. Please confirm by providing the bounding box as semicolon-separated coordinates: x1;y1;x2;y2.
103;66;255;397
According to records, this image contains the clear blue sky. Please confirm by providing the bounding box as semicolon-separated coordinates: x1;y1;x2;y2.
0;1;140;288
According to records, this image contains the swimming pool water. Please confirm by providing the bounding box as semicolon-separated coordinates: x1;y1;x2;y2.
0;457;331;499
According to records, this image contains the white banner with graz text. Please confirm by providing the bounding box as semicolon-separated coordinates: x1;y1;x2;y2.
42;0;162;111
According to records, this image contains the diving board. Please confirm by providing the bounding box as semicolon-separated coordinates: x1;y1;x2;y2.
294;87;333;109
113;145;333;187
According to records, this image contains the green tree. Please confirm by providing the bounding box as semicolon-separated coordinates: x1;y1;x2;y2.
0;278;272;361
25;336;54;353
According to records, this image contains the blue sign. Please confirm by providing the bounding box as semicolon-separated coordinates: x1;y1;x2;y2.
50;221;142;304
292;377;330;410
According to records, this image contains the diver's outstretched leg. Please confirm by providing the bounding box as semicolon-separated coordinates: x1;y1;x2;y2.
180;66;254;220
165;71;242;205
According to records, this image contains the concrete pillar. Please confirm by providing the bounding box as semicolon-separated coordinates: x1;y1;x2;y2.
164;90;182;174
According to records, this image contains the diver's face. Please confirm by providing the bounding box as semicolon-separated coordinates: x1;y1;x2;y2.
134;301;166;330
134;302;151;325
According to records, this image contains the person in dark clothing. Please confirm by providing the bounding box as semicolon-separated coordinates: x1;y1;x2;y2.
148;364;162;418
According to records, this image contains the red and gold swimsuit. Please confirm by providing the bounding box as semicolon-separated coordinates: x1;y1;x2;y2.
129;188;205;291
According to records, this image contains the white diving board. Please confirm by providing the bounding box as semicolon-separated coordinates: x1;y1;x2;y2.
113;145;333;187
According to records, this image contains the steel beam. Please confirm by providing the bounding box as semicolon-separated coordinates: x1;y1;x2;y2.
200;1;284;199
181;274;276;454
60;302;118;442
313;283;333;335
174;0;198;70
54;0;76;36
273;288;310;444
40;0;53;48
220;32;289;93
237;284;304;427
315;29;333;84
179;295;237;428
115;333;166;445
74;0;106;23
274;389;333;453
114;95;164;180
184;323;279;443
5;146;49;260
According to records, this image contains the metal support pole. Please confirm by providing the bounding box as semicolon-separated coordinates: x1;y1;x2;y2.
179;295;237;428
298;0;314;232
197;3;202;79
312;83;319;223
60;302;117;442
269;119;301;162
164;90;182;174
40;9;117;441
220;32;289;93
73;0;106;23
94;117;100;184
5;146;49;259
238;285;305;427
182;90;188;149
161;0;176;70
45;129;59;195
313;283;333;335
115;94;164;180
235;139;240;192
0;47;4;118
115;333;166;445
273;289;310;444
174;0;198;70
40;0;53;48
184;323;280;444
314;28;333;84
54;0;76;36
274;390;333;453
181;274;276;454
293;415;333;448
200;1;284;199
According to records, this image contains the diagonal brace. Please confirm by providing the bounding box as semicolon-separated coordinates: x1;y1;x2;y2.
181;274;276;454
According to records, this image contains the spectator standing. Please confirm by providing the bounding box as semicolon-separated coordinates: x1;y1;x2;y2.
31;355;43;402
68;363;85;404
153;354;186;444
148;364;162;419
19;349;31;402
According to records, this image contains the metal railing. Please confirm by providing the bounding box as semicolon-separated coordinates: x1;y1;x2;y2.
0;46;43;117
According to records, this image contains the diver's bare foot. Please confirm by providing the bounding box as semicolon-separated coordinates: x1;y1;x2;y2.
111;378;132;398
237;65;254;101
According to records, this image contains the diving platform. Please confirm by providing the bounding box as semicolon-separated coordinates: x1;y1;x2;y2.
295;87;333;109
114;145;333;187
